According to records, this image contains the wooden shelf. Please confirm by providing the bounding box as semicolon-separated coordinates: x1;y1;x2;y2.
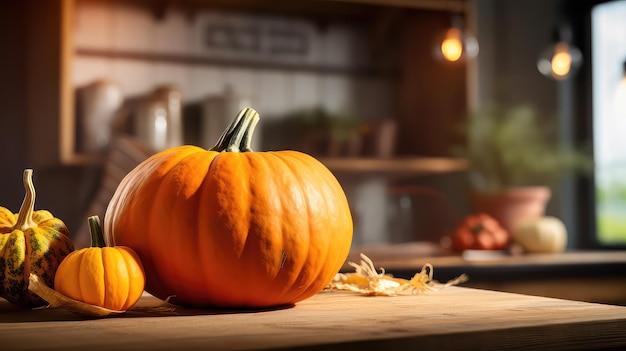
323;0;467;12
75;48;385;77
319;157;468;175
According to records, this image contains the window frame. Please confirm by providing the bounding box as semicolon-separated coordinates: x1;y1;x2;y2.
569;0;626;249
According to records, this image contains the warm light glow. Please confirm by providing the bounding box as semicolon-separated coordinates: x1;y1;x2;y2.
441;28;463;62
537;40;582;81
551;43;573;77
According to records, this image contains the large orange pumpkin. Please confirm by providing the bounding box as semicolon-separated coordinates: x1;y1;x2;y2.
104;108;353;308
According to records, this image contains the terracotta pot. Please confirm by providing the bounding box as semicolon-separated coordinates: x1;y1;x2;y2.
470;186;551;233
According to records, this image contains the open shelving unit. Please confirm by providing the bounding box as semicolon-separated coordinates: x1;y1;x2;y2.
30;0;473;172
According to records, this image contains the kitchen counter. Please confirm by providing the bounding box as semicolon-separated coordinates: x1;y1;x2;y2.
345;245;626;304
1;286;626;350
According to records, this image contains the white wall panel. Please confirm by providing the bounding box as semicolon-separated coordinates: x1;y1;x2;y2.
111;2;153;52
73;0;113;48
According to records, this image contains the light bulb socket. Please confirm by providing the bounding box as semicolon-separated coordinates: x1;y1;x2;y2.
450;13;464;30
554;24;574;43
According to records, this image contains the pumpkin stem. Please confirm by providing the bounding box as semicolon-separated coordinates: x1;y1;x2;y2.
88;215;107;248
209;107;259;152
13;169;37;231
240;112;260;152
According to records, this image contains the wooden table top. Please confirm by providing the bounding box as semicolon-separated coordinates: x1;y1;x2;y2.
1;286;625;351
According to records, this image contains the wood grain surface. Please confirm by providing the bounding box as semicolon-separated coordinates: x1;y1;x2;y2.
1;286;625;351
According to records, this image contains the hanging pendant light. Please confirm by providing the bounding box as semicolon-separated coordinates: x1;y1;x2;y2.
537;24;583;81
433;12;479;63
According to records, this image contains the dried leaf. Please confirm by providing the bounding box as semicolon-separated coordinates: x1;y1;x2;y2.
27;273;124;318
326;253;468;296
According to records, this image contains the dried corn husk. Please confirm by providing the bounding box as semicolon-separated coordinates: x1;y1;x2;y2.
326;253;468;296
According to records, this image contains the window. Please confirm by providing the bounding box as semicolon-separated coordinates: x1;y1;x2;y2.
592;0;626;245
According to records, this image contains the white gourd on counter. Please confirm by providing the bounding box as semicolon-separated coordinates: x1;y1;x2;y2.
512;216;568;253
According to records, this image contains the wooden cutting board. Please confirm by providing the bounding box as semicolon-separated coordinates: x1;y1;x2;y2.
1;286;625;350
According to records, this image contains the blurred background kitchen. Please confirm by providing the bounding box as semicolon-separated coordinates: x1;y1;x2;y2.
2;0;626;301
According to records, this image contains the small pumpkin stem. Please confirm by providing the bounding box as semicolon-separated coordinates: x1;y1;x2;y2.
209;107;259;152
13;169;37;231
88;215;107;248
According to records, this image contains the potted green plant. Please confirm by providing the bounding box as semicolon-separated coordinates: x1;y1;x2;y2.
456;103;591;233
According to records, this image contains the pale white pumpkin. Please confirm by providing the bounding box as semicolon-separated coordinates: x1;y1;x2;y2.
513;216;567;253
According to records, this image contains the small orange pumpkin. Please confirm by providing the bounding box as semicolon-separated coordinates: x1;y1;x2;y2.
54;216;145;311
104;107;353;308
452;213;509;251
0;169;74;307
